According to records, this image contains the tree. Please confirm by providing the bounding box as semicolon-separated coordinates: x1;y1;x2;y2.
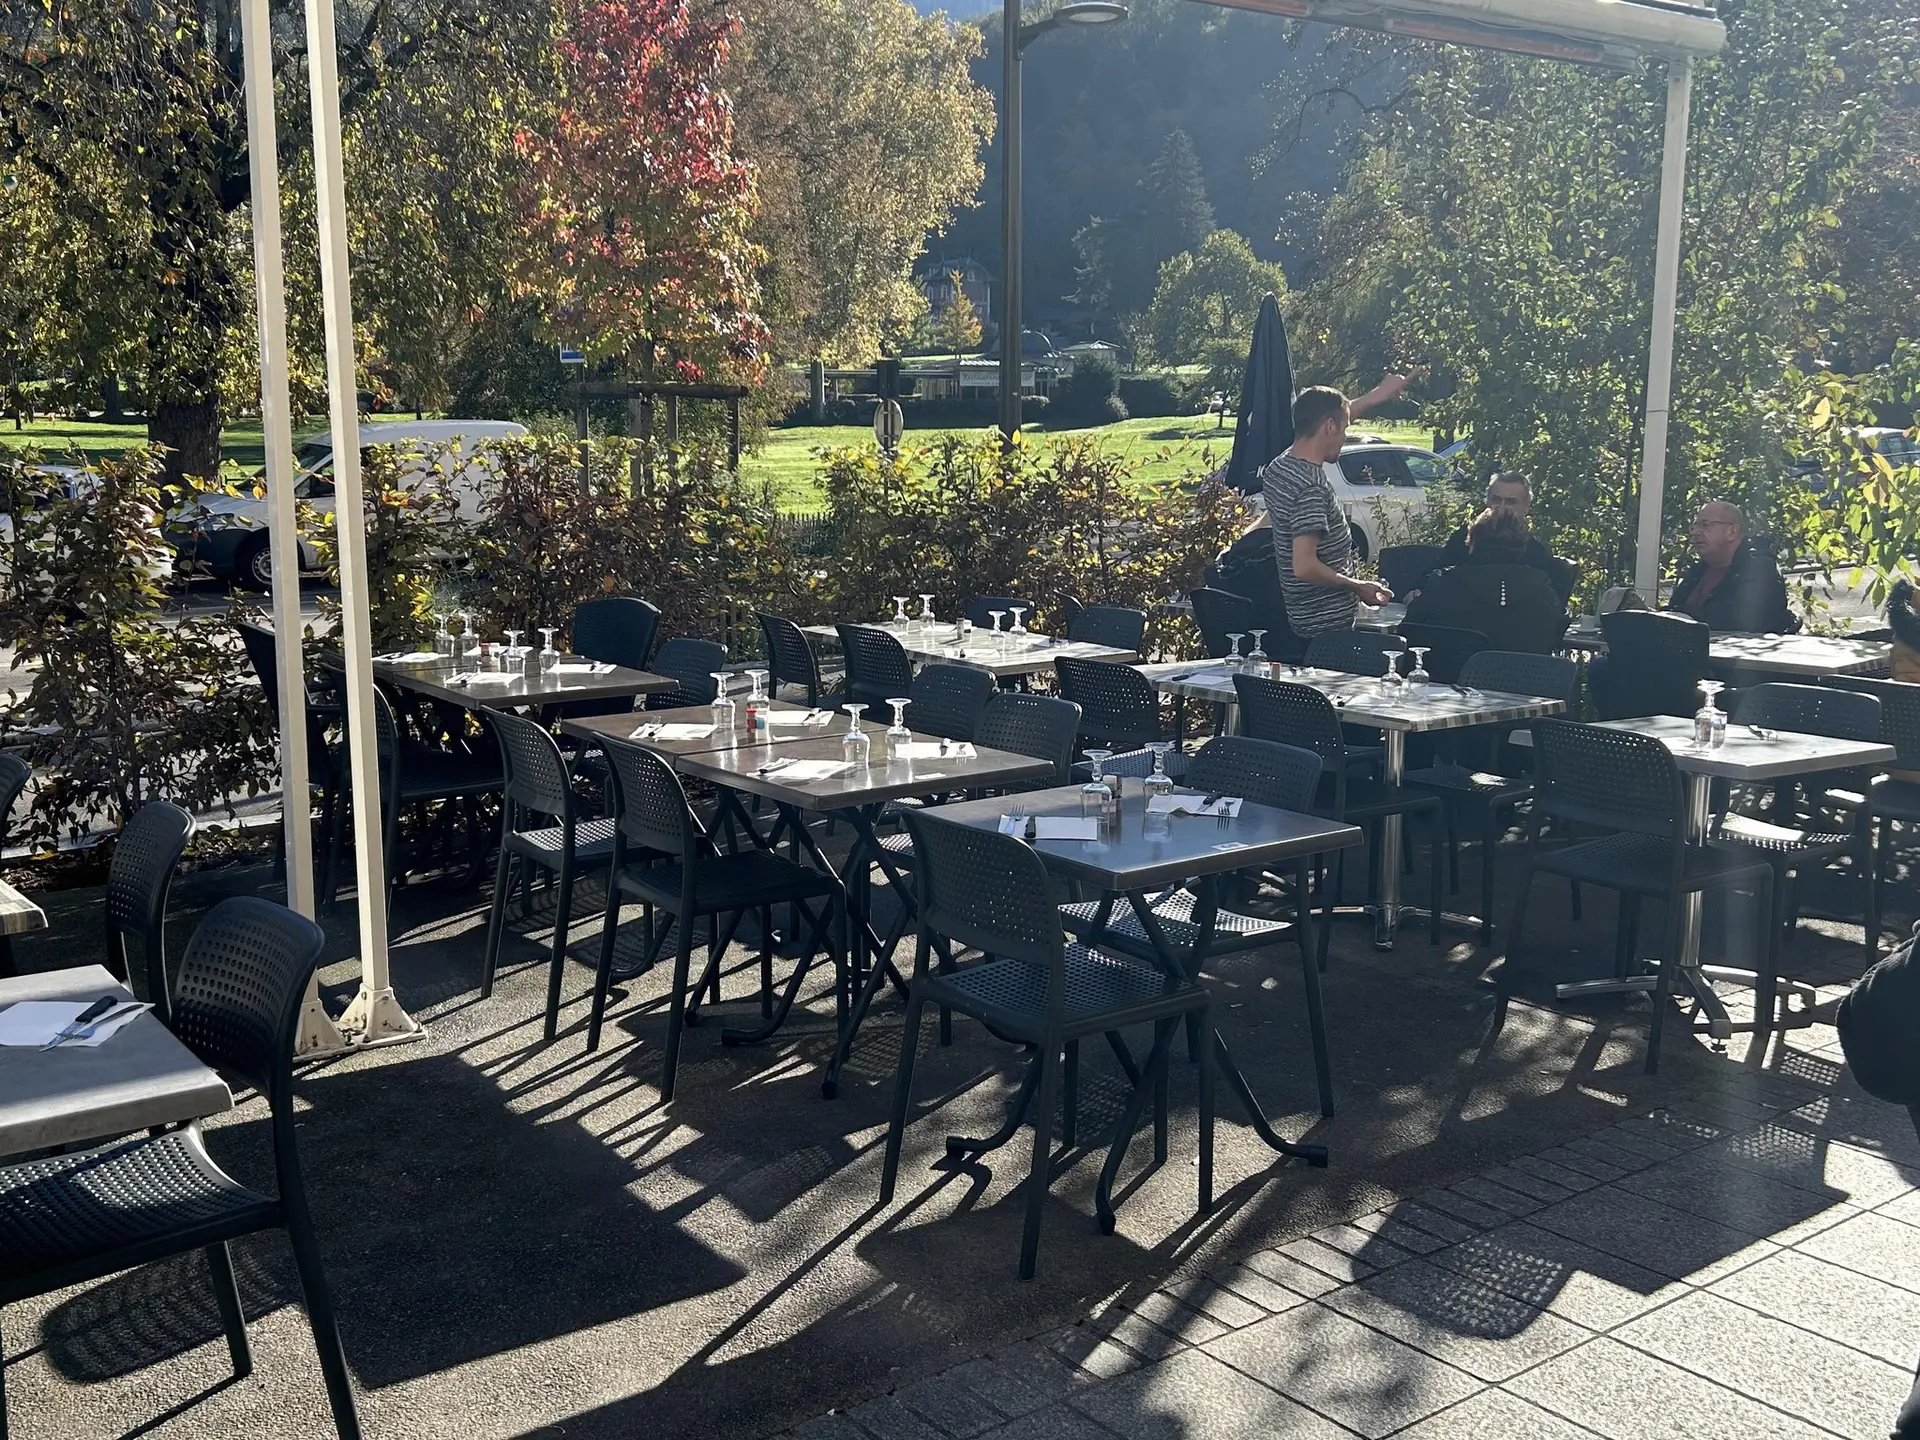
932;272;983;373
720;0;992;364
1138;229;1287;383
512;0;767;382
1073;127;1217;332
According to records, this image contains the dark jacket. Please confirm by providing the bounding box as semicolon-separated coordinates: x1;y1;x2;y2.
1206;528;1304;659
1839;921;1920;1107
1435;527;1573;604
1667;542;1795;634
1403;561;1569;655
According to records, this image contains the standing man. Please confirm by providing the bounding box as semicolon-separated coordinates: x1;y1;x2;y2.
1667;501;1794;633
1261;385;1394;637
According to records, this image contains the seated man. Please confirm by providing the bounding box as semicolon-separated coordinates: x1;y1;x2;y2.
1404;510;1569;654
1427;472;1573;605
1667;501;1794;633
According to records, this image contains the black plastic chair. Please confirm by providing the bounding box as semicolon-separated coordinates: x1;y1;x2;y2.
238;621;343;882
878;812;1214;1279
1497;720;1777;1072
1189;586;1253;660
758;612;839;706
976;693;1083;787
105;801;195;1023
0;754;30;975
1305;629;1407;677
963;596;1035;631
1055;656;1190;780
836;623;913;711
643;637;727;710
1378;544;1448;597
1233;673;1443;951
1819;675;1920;958
1597;610;1707;719
1712;683;1880;964
907;662;994;742
482;708;619;1040
571;595;660;671
1402;652;1579;942
1067;605;1147;654
1394;622;1490;686
589;738;841;1089
0;897;362;1439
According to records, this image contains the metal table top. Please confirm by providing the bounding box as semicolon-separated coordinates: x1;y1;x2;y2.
560;700;885;759
803;622;1137;679
0;878;47;938
0;964;233;1159
676;732;1055;813
1138;662;1570;734
372;653;675;709
1577;715;1897;782
924;783;1362;892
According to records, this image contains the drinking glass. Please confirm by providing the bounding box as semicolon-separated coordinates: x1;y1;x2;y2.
842;704;871;769
918;594;936;633
988;611;1006;655
746;668;768;703
1009;605;1029;641
1407;646;1431;684
458;612;478;661
528;627;552;673
1142;741;1177;802
1380;649;1405;688
1693;679;1728;750
503;630;524;674
434;613;453;658
1080;749;1116;824
710;673;736;734
1246;629;1268;673
1225;633;1244;672
891;596;910;627
885;697;912;760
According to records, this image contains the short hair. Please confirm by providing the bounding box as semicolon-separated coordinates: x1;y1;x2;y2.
1292;386;1349;441
1486;471;1531;501
1699;500;1745;534
1467;508;1529;562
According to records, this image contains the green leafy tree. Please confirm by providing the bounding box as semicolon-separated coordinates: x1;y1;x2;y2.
1138;229;1287;390
932;271;984;372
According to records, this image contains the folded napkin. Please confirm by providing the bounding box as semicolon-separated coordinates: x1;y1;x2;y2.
769;759;851;782
554;662;614;675
378;651;443;664
453;671;515;685
0;999;151;1047
1148;794;1243;818
897;741;975;759
648;723;715;741
762;709;834;727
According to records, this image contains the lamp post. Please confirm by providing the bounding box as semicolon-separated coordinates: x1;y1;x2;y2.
998;0;1126;444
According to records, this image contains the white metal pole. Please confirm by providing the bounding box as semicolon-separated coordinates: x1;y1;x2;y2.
1631;56;1693;599
240;0;346;1054
304;0;419;1044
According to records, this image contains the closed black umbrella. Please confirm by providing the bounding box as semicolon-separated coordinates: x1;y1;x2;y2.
1224;292;1293;495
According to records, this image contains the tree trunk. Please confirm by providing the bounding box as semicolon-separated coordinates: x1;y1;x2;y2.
103;376;125;424
149;399;223;486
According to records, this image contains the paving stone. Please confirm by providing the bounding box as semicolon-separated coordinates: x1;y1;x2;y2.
1068;1348;1355;1440
1508;1336;1835;1440
790;1416;870;1440
1239;1246;1343;1299
1539;1143;1633;1183
848;1392;959;1440
1089;1305;1193;1361
1213;1263;1316;1315
1417;1189;1511;1230
1799;1209;1920;1294
1719;1123;1920;1208
1562;1135;1657;1177
1320;1258;1592;1382
1482;1162;1579;1203
1307;1221;1420;1268
1347;1209;1450;1255
1391;1388;1605;1439
1592;1123;1689;1164
1385;1200;1484;1244
1121;1289;1229;1345
1045;1324;1150;1381
1709;1247;1920;1368
897;1362;1029;1435
991;1339;1102;1402
977;1403;1118;1440
1203;1304;1482;1438
1276;1236;1376;1284
1877;1187;1920;1228
1425;1221;1693;1331
1613;1148;1855;1240
1525;1185;1776;1283
1448;1175;1543;1217
1620;1108;1726;1148
1615;1289;1914;1440
1159;1276;1269;1331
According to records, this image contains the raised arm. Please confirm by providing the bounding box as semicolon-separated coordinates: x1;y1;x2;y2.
1348;369;1425;419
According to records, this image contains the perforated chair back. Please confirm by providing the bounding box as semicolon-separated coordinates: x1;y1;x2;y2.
571;595;660;671
758;612;828;702
1231;674;1347;770
238;622;285;721
1378;544;1447;597
1458;650;1579;703
963;596;1035;630
601;734;702;860
1598;610;1707;719
1305;629;1406;676
485;707;576;820
169;896;325;1102
1734;682;1880;743
1394;622;1489;684
1190;586;1254;659
105;801;194;1021
1067;605;1147;653
976;693;1082;785
1532;718;1681;840
645;637;726;710
1055;656;1161;751
837;623;914;709
0;752;30;840
903;811;1064;973
908;663;994;742
1187;736;1323;813
1821;675;1920;768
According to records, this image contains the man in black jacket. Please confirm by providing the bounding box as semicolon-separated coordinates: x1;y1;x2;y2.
1405;510;1569;654
1667;501;1795;633
1429;473;1574;606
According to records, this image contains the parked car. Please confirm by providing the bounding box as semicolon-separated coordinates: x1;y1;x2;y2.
0;463;175;591
167;418;528;590
1324;442;1452;561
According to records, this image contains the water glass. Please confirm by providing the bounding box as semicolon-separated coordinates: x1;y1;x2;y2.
538;627;559;673
1225;633;1244;672
1407;646;1431;684
1080;749;1117;825
1693;679;1728;750
988;611;1006;655
1246;630;1268;674
918;594;936;633
842;704;871;769
1380;650;1405;688
891;596;910;627
710;672;736;734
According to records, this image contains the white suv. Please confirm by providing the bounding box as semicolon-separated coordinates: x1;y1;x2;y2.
1323;443;1450;561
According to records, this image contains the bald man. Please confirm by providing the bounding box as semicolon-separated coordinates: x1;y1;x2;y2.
1667;501;1793;633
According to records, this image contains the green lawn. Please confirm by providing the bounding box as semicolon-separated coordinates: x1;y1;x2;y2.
0;415;269;474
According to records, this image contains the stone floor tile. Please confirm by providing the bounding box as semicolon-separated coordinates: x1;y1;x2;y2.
1277;1236;1377;1284
1348;1209;1451;1255
1239;1246;1344;1299
1320;1258;1592;1382
790;1416;870;1440
1159;1275;1269;1331
1213;1263;1316;1315
1391;1388;1605;1439
1590;1124;1688;1165
1417;1189;1511;1230
1120;1289;1229;1345
1561;1135;1658;1177
977;1403;1118;1440
1539;1143;1633;1183
1308;1221;1420;1268
1621;1108;1727;1148
1709;1248;1920;1367
1425;1220;1692;1331
1799;1209;1920;1293
1613;1149;1856;1240
1481;1162;1578;1204
1508;1336;1834;1440
992;1338;1104;1401
1045;1324;1151;1381
1068;1348;1358;1440
1720;1123;1920;1209
1525;1186;1775;1283
1878;1188;1920;1228
1509;1153;1606;1193
1615;1289;1913;1440
898;1361;1038;1433
1203;1303;1482;1439
1448;1175;1542;1217
848;1392;959;1440
1089;1305;1194;1361
1384;1200;1484;1245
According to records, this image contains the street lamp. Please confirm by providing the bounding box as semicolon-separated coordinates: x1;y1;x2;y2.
998;0;1127;444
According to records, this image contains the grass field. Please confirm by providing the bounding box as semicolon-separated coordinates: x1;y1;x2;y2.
1;412;1438;511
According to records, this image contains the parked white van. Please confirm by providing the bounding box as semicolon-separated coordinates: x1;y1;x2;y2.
167;419;528;590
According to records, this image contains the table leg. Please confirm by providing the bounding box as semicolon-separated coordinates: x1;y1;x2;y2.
1374;730;1406;949
823;806;916;1098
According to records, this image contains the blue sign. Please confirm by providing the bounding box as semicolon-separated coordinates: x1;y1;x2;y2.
558;346;585;366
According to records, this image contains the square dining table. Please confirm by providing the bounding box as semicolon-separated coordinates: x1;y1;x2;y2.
371;652;675;710
0;965;232;1159
924;785;1362;1176
802;621;1138;681
559;699;883;762
670;731;1056;1092
0;876;48;977
1139;661;1569;947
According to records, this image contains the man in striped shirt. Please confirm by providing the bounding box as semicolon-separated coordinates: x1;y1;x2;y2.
1260;385;1397;636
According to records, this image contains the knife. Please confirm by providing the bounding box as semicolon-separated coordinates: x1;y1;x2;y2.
42;995;119;1050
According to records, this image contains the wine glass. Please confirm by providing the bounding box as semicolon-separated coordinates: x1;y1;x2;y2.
1693;679;1728;750
885;696;912;759
1142;741;1177;802
988;610;1006;655
1009;605;1029;641
503;630;524;674
1407;646;1431;684
458;613;477;660
918;594;936;633
434;612;453;658
710;672;736;734
1380;650;1405;688
1246;629;1268;673
537;627;559;672
1080;749;1117;827
746;668;768;703
891;596;910;627
842;703;871;769
1225;633;1245;672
